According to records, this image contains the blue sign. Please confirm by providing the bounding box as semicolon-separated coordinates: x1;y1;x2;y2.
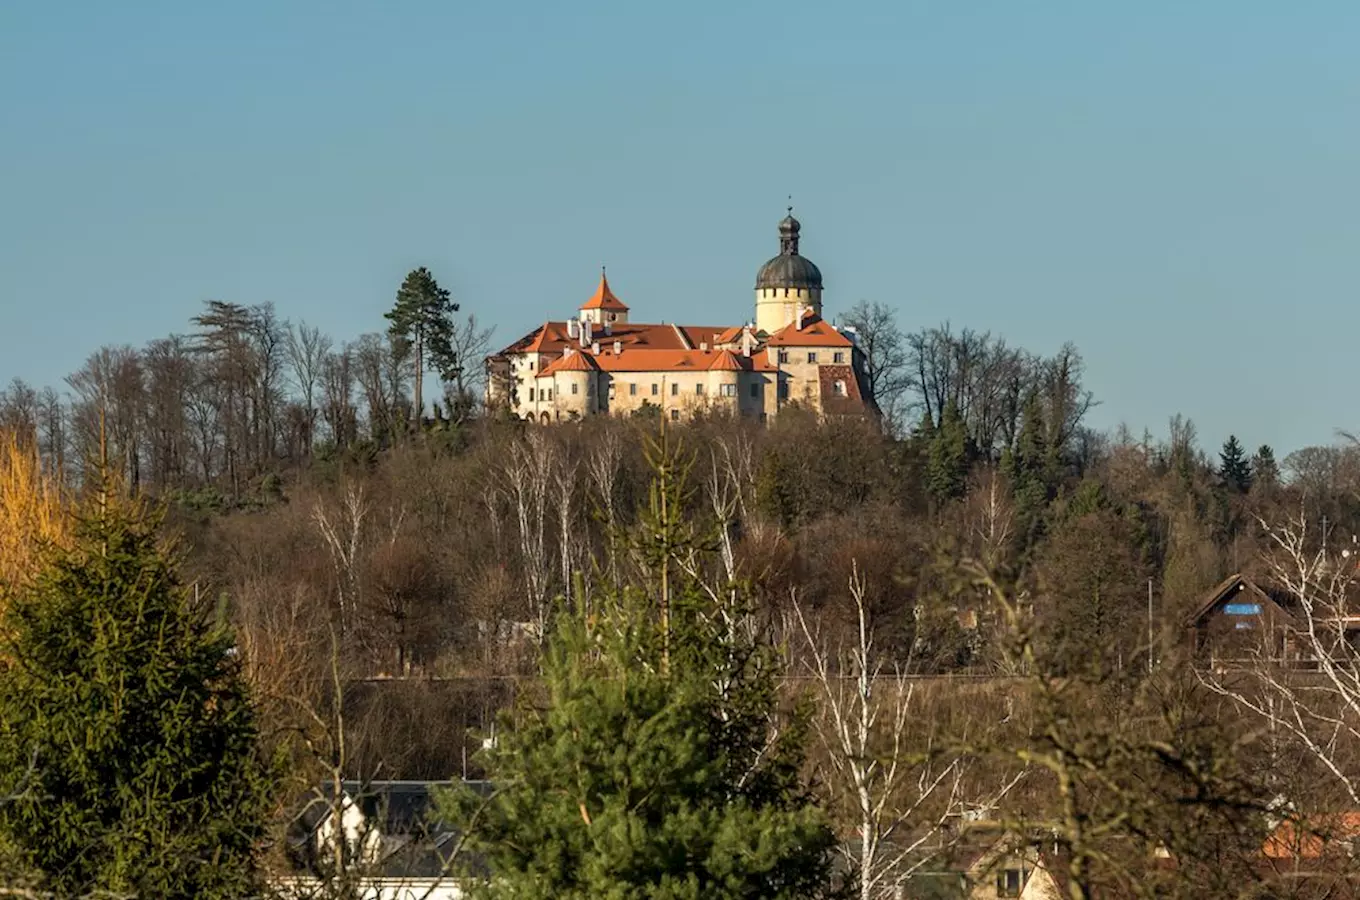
1224;603;1262;616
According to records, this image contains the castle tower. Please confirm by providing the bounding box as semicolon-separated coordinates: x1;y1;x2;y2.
579;268;630;326
754;209;823;335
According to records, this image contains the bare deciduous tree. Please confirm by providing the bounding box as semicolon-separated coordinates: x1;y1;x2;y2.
796;564;1022;900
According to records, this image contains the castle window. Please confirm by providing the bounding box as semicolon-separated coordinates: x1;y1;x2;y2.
651;383;659;396
997;868;1025;897
695;383;704;396
833;351;845;364
547;388;553;400
629;383;637;396
571;384;579;395
807;352;818;364
778;350;789;364
749;382;759;398
669;409;680;421
778;383;789;400
720;383;736;397
529;360;534;370
670;383;678;397
528;388;535;402
833;380;847;397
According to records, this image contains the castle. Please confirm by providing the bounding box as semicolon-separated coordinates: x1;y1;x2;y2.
485;212;874;422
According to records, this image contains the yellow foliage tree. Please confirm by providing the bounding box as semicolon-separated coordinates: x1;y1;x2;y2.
0;432;66;591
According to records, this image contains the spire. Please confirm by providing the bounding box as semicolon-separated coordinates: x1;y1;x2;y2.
778;204;801;256
581;267;628;311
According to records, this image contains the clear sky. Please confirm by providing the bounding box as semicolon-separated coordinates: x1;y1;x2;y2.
2;2;1357;456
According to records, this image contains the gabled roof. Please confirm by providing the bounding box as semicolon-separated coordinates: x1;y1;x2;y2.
1185;573;1297;628
580;271;629;311
538;350;599;376
765;313;854;348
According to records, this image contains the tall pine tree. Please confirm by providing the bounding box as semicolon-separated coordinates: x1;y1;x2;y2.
1217;435;1252;494
445;428;838;899
385;267;459;428
926;399;969;504
0;490;271;899
1251;444;1279;492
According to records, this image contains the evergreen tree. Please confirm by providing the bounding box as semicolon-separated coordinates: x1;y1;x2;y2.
446;430;837;899
1006;392;1057;554
385;267;460;427
0;492;271;899
1217;435;1252;493
926;399;969;504
1252;444;1280;491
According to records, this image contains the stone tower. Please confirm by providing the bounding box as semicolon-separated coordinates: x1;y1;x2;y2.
754;209;823;335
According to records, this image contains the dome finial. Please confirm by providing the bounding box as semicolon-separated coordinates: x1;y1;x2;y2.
778;204;801;256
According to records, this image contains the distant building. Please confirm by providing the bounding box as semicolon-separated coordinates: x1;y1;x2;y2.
486;211;874;423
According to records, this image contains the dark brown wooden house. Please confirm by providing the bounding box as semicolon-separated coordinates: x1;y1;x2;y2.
1186;574;1302;669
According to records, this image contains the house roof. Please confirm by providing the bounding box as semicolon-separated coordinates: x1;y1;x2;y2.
1264;813;1360;859
765;313;854;348
500;321;731;358
537;350;599;376
1185;573;1298;629
580;271;629;311
819;364;863;403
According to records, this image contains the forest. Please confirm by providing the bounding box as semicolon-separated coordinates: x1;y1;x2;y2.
4;273;1360;899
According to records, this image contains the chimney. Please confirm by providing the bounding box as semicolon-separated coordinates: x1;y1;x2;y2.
567;319;579;340
795;307;805;330
563;346;574;357
613;340;622;356
742;340;751;358
768;346;777;367
700;342;709;352
581;319;592;346
592;341;601;355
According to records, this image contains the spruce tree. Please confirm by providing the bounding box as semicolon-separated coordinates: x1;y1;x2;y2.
1252;444;1280;491
446;429;837;899
1217;435;1252;493
385;266;459;427
0;492;271;899
926;399;969;504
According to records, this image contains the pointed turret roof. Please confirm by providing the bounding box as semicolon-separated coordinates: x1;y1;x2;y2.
538;349;600;377
580;269;629;312
707;349;743;371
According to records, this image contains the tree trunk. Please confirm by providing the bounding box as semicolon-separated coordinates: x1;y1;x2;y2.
413;328;424;431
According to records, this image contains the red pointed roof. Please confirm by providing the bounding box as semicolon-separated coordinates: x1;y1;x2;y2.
708;350;743;371
538;350;599;377
580;271;629;311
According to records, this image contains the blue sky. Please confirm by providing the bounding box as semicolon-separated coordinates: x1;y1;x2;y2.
2;2;1357;456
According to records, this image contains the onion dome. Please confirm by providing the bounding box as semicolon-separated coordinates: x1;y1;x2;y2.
755;208;823;291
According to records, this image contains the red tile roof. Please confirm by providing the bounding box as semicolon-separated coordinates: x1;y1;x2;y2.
580;272;629;311
500;321;733;358
1264;813;1360;859
708;350;744;372
537;350;599;376
765;314;853;348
